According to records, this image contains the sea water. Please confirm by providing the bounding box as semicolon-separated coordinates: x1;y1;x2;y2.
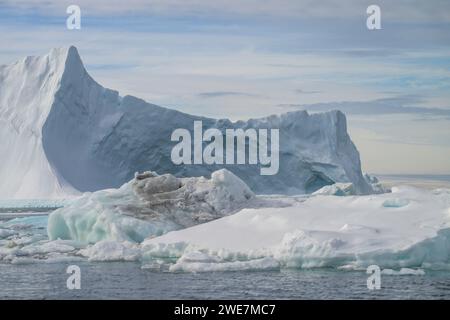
1;261;450;299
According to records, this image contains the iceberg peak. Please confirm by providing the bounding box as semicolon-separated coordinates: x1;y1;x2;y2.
62;45;84;72
47;45;82;66
48;45;87;84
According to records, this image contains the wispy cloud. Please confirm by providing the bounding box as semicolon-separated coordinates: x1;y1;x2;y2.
86;63;139;71
279;95;450;117
197;91;259;98
2;0;450;23
295;89;322;95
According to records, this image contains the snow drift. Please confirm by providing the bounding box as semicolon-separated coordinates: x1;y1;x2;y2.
0;46;371;198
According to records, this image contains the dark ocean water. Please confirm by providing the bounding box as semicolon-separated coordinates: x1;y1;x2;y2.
1;261;450;299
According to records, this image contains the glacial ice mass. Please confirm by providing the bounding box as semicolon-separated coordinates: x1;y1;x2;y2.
0;46;371;198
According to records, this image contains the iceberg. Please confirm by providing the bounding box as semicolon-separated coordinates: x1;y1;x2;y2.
6;46;446;274
3;182;450;272
0;46;371;198
47;169;255;243
141;186;450;271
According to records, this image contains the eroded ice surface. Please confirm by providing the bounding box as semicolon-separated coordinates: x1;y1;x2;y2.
47;169;256;243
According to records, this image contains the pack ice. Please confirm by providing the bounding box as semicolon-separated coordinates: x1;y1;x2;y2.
0;46;371;199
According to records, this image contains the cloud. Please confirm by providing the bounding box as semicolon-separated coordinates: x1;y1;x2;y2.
86;63;139;71
2;0;450;23
279;95;450;117
197;91;259;98
296;89;321;94
339;49;402;58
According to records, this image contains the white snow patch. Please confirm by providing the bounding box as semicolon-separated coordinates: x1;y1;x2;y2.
381;268;425;276
313;183;356;196
169;255;280;273
79;240;140;262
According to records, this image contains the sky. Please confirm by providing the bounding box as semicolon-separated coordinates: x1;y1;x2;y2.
0;0;449;174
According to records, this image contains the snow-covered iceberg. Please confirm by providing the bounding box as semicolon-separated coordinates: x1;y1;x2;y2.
47;169;255;243
3;184;450;272
140;186;450;271
0;46;371;198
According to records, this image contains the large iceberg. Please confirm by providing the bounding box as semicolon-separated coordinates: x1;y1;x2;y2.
37;184;450;271
141;186;450;272
2;176;450;271
0;46;371;198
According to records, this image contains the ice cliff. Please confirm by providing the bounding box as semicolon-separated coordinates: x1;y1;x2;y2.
0;46;371;198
